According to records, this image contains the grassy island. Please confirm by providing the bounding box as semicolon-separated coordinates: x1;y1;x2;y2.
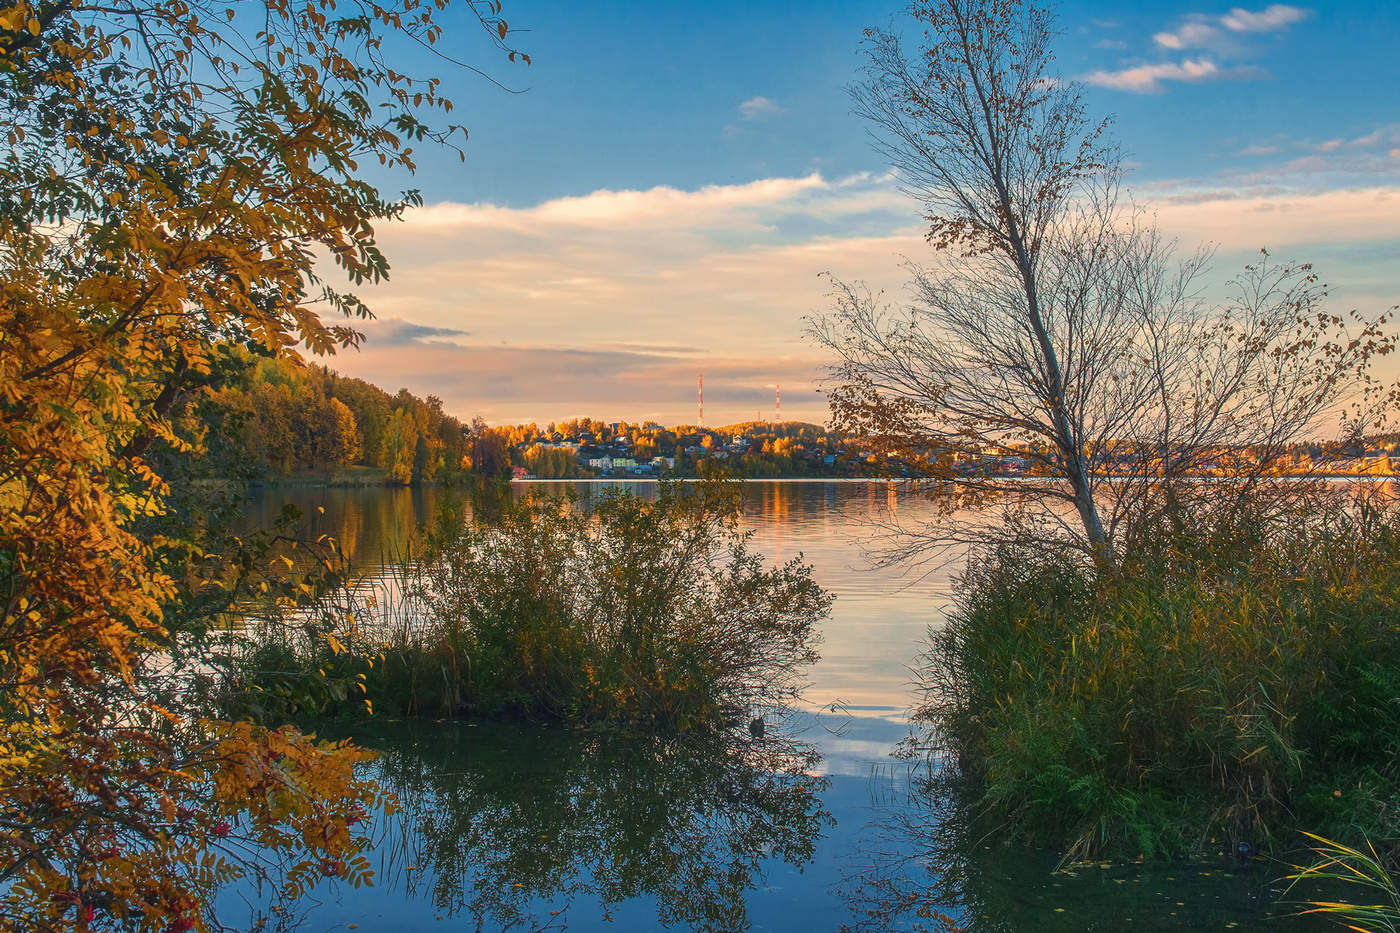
224;481;830;730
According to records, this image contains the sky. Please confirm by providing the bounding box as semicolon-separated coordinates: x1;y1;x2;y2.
320;0;1400;428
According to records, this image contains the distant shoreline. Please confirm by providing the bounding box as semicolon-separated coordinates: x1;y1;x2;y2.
207;472;1397;491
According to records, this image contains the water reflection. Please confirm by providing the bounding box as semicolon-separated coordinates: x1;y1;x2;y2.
234;484;471;564
358;720;830;932
840;761;1327;932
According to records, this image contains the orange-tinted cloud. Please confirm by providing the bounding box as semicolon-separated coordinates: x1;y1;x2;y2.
322;173;1399;425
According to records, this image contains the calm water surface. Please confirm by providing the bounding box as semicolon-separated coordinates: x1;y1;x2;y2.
225;481;1324;932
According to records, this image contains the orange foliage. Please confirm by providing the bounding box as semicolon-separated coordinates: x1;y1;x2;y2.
0;0;523;928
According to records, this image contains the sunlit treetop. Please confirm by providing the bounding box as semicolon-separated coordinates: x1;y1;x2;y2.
1;0;527;358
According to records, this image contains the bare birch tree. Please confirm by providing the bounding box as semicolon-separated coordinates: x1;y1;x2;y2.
810;0;1395;567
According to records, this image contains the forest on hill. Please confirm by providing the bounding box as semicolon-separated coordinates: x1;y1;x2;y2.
163;346;507;485
164;349;869;484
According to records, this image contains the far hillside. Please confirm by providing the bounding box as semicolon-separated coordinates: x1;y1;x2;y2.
497;418;876;479
161;349;878;485
163;346;502;485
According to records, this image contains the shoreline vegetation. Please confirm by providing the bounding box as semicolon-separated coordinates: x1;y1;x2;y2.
0;0;542;927
237;470;1400;489
916;485;1400;862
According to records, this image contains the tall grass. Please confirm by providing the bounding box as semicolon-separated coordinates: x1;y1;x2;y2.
226;479;830;728
917;487;1400;859
1289;833;1400;933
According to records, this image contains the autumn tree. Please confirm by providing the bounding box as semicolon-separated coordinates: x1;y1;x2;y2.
0;0;525;929
463;416;510;477
811;0;1394;566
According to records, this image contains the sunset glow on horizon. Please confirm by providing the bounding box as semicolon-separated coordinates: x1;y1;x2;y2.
324;0;1400;428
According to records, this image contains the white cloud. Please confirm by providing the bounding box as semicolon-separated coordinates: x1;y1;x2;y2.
1149;185;1400;249
406;174;830;232
1153;19;1221;50
1228;125;1400;163
1104;5;1308;93
1154;3;1309;45
1234;150;1400;183
1082;58;1257;93
1221;4;1310;32
1344;125;1400;149
738;96;784;120
324;173;919;424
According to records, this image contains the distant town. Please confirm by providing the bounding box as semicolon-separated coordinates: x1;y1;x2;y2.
495;418;858;480
499;417;1400;481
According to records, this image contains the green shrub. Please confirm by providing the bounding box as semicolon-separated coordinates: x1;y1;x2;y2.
227;479;829;727
919;493;1400;859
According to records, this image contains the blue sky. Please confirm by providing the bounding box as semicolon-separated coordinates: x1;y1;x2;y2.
332;0;1400;426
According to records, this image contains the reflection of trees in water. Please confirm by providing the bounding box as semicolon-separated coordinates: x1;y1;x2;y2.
364;721;831;932
837;759;969;933
234;485;474;569
840;762;1315;933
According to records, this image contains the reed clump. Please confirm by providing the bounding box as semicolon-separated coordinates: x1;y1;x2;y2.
227;480;829;728
919;491;1400;860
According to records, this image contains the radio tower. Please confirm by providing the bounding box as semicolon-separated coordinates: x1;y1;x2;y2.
698;373;703;426
775;384;781;423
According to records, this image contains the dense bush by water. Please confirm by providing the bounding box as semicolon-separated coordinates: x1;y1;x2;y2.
227;481;829;727
918;490;1400;861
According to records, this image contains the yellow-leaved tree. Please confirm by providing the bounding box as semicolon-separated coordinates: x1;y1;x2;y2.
0;1;524;929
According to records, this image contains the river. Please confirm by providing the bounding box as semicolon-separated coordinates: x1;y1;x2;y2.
222;480;1325;932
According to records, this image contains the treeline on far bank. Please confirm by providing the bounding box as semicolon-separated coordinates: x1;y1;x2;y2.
160;345;510;485
162;347;882;486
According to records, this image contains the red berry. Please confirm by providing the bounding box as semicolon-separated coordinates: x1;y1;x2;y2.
212;820;230;838
322;858;342;877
